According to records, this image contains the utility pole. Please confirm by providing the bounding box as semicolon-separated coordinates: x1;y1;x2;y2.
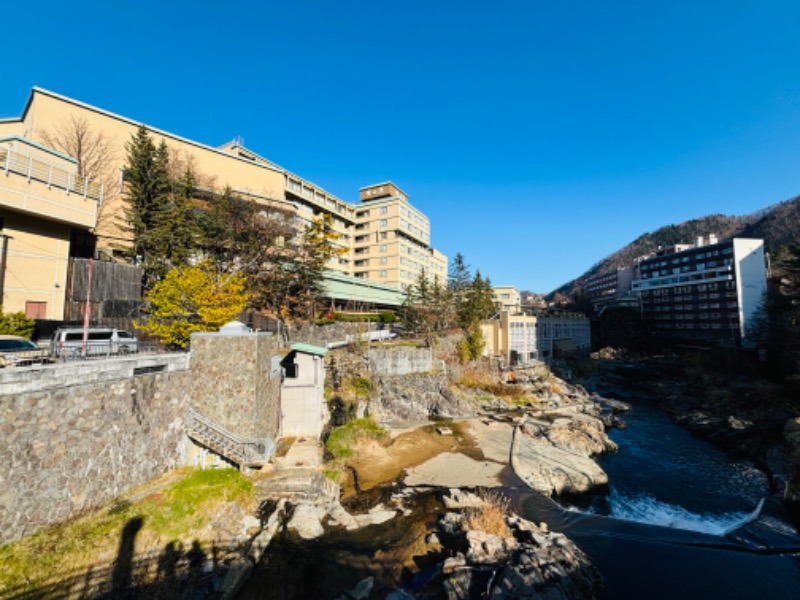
81;258;93;355
0;233;11;310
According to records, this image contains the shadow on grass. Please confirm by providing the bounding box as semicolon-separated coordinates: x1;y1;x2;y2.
1;516;239;600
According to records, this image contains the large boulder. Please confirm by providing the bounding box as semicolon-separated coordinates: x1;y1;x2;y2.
512;426;609;496
784;418;800;503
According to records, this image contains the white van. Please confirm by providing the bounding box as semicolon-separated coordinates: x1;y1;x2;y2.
50;328;138;357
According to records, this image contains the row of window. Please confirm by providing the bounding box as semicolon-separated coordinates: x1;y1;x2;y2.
642;245;734;271
656;322;739;330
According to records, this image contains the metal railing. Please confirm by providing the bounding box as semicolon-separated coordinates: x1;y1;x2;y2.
1;146;103;202
49;340;168;362
185;408;275;467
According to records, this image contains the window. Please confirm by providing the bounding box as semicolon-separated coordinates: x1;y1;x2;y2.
380;257;388;264
380;244;387;252
380;270;388;277
380;206;388;214
379;219;388;227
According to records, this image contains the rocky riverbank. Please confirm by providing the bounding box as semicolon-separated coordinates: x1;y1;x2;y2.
237;363;622;599
579;353;800;504
240;489;601;600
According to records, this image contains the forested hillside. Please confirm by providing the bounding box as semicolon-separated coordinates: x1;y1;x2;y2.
550;195;800;297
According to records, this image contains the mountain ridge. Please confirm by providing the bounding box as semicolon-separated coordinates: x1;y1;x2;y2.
548;194;800;298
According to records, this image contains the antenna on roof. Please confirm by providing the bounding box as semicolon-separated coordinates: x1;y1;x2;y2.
233;135;245;147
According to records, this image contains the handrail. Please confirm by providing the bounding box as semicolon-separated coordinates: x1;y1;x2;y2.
0;146;103;203
186;408;275;466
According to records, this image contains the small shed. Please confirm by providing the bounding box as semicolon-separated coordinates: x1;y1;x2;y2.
280;343;328;438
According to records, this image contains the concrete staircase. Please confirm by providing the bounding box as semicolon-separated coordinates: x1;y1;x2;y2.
254;438;340;504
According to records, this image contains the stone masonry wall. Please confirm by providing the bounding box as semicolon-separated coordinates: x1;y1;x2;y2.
0;367;191;545
190;333;281;440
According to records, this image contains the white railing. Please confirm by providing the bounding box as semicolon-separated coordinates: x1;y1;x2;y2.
1;146;103;203
186;408;275;467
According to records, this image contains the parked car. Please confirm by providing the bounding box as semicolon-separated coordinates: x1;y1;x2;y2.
50;328;138;358
0;335;53;367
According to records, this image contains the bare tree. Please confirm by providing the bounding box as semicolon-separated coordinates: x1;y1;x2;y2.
39;115;119;232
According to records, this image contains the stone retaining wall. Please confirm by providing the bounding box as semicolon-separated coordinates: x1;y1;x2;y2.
367;346;432;375
0;361;191;545
190;333;281;440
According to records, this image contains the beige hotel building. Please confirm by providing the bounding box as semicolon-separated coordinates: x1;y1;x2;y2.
0;88;447;318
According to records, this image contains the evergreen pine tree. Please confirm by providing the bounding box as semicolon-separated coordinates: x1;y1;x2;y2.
448;252;471;291
121;127;171;289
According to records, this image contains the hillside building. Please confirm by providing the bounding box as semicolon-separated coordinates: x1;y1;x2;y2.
481;310;591;365
584;267;635;312
631;236;767;346
353;182;447;291
0;87;446;317
0;136;101;319
493;286;522;313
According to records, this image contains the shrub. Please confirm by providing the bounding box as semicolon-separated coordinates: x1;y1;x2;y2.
0;310;35;338
334;312;380;323
325;417;388;460
464;491;512;539
458;367;526;399
379;311;397;323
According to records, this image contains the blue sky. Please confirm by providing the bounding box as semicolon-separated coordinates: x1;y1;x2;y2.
3;1;800;293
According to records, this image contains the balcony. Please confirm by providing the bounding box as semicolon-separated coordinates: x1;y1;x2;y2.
0;137;101;228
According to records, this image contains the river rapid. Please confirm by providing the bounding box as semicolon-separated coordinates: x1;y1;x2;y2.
516;395;800;599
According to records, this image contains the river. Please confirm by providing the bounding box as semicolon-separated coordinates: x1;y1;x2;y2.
241;392;800;598
517;395;800;599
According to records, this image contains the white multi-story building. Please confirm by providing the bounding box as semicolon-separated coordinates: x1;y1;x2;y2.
481;310;591;364
632;236;767;346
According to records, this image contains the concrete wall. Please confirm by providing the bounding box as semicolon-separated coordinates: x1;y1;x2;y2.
190;332;281;441
367;346;432;375
0;356;191;544
281;352;326;437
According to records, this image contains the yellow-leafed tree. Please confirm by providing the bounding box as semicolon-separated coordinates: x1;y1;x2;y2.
137;260;249;348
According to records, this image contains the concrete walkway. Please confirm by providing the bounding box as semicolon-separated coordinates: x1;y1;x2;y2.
273;437;322;470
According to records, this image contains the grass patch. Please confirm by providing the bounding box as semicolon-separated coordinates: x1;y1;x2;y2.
0;468;253;595
334;376;374;406
326;417;388;460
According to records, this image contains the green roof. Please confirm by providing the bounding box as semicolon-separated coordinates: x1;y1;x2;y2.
321;271;406;307
290;343;328;356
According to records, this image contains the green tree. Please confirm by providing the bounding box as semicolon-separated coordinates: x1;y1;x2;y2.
160;166;202;269
458;270;496;328
457;318;485;363
136;260;249;348
401;270;454;345
448;252;472;292
0;311;35;338
120;126;171;289
249;213;345;327
764;243;800;385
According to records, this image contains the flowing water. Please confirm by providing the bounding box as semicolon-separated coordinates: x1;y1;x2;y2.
242;393;800;598
516;396;800;599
